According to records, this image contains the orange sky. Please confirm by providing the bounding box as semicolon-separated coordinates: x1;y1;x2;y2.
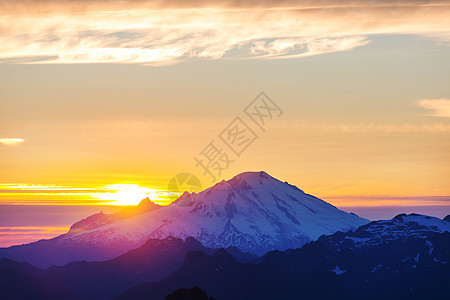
0;0;449;234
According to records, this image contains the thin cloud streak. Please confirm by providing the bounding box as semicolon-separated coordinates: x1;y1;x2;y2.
0;0;449;64
0;226;69;247
247;37;370;59
325;195;450;207
281;122;450;133
418;98;450;117
0;138;25;146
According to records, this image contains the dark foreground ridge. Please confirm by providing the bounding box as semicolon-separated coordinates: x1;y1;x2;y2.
1;214;448;299
118;214;447;300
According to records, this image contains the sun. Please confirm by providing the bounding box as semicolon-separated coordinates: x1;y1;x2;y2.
94;184;164;206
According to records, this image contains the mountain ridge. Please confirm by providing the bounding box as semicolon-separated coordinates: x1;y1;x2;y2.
0;171;368;268
67;197;161;235
1;213;448;300
115;213;450;300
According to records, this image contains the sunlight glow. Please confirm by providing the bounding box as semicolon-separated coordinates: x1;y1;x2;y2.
92;184;167;206
0;138;25;146
0;183;171;205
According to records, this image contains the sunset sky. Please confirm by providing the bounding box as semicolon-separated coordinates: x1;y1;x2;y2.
0;0;449;246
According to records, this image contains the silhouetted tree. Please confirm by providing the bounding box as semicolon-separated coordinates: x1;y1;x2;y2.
166;286;215;300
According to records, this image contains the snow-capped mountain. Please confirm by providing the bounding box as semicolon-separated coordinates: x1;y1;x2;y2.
319;213;450;252
67;171;368;253
259;213;450;285
0;171;368;267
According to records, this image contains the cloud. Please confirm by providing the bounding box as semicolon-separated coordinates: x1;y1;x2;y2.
282;122;450;133
324;195;450;206
417;98;450;117
248;36;370;59
0;0;449;65
0;226;69;247
318;123;450;133
0;138;25;146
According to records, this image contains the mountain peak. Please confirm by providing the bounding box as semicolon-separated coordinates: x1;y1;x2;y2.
114;197;161;219
165;170;368;254
174;171;281;206
136;197;158;210
139;196;150;204
229;171;276;185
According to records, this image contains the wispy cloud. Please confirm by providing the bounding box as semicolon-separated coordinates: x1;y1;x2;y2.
0;0;449;65
0;138;25;146
324;195;450;208
282;122;450;133
317;123;450;133
0;183;110;205
0;226;69;247
418;98;450;117
248;37;370;59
